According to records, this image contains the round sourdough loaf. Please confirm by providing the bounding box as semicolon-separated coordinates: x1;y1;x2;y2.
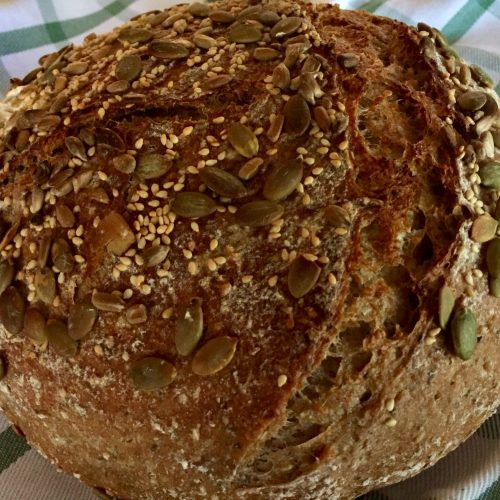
0;1;499;499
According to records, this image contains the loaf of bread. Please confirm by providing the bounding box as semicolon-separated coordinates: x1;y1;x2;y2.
0;1;498;498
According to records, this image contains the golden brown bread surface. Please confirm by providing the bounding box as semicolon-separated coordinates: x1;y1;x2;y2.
0;1;499;499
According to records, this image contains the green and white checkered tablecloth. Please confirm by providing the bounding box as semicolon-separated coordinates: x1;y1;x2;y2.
0;1;498;499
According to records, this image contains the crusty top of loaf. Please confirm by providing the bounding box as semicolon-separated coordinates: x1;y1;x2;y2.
0;1;499;499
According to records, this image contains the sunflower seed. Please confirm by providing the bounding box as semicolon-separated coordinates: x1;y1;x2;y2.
149;40;189;59
171;192;217;218
194;34;217;49
130;357;177;391
106;80;130;94
302;55;321;73
62;61;88;75
162;13;184;27
23;307;46;343
55;204;75;228
199;166;247;198
0;286;26;334
79;127;95;146
482;93;499;116
238;157;263;180
0;358;4;380
298;73;324;105
68;297;98;340
470;64;494;88
49;96;68;114
118;28;154;44
253;47;281;61
263;160;303;201
37;114;61;132
284;43;304;68
175;298;203;356
96;211;135;255
438;285;455;329
272;63;290;89
481;131;495;159
191;336;237;375
38;232;52;267
475;115;495;137
65;136;87;161
271;16;302;38
126;304;148;325
210;10;235;23
450;309;477;360
258;10;280;26
203;74;233;90
457;91;487;112
236;200;284;226
52;238;74;273
338;53;360;68
34;268;56;305
142;245;169;267
325;205;351;228
92;291;125;312
0;260;14;296
288;255;321;298
136;153;171;180
112;153;136;174
267;114;284;143
471;214;498;242
479;161;500;189
22;66;41;84
229;24;262;43
189;2;210;17
115;54;142;82
227;123;259;158
45;319;77;358
313;106;331;132
284;94;311;135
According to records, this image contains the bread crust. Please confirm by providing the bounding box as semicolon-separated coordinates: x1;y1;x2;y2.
0;2;498;499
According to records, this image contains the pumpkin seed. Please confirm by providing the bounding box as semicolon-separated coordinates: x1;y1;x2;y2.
203;74;233;90
96;211;135;255
271;16;303;38
199;166;247;198
263;160;303;201
253;47;281;61
189;2;210;17
438;285;455;329
194;34;217;50
489;276;500;297
227;123;259;158
55;203;75;228
338;53;360;69
112;153;136;174
191;336;237;375
45;319;77;357
171;191;217;218
284;94;311;135
34;268;56;305
62;61;88;75
79;127;95;146
471;214;498;242
23;307;47;343
51;238;74;273
106;80;130;94
210;10;236;23
314;106;331;132
487;238;500;278
479;161;500;189
229;24;262;43
68;297;98;340
0;286;26;334
457;91;487;112
236;200;284;227
475;115;495;137
38;232;52;267
272;63;290;89
288;255;321;298
238;5;262;20
126;304;148;325
136;153;171;179
450;309;477;360
130;357;177;391
267;114;284;143
0;357;4;381
238;157;263;180
483;93;499;116
149;40;189;59
325;205;350;228
142;245;169;267
118;28;153;44
175;298;203;356
96;127;125;150
470;64;493;88
92;291;125;312
0;260;14;296
65;136;87;161
115;54;142;82
258;10;280;26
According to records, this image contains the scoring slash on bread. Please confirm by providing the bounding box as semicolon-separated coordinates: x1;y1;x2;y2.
0;1;499;499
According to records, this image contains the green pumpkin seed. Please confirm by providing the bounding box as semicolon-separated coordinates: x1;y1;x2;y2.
470;64;494;88
325;205;351;228
68;297;98;340
450;309;477;360
288;255;321;298
55;203;75;228
253;47;281;61
96;211;135;256
284;94;311;135
171;192;217;218
236;200;284;227
438;285;455;329
106;80;130;94
479;161;500;189
272;63;290;89
0;286;25;334
126;304;148;325
149;40;189;59
136;153;171;180
486;238;500;278
200;166;247;198
189;2;210;17
112;153;136;174
471;214;498;242
130;357;177;391
194;34;217;49
258;10;280;26
227;123;259;158
175;298;203;356
115;54;142;82
263;160;303;201
62;61;88;76
238;157;263;180
229;24;262;43
457;90;487;112
118;28;153;44
142;245;169;267
65;136;87;161
45;319;77;357
23;308;47;344
51;238;74;273
92;291;125;312
34;268;56;305
210;10;236;23
489;276;500;298
203;74;233;90
191;336;237;375
271;16;303;38
0;260;14;296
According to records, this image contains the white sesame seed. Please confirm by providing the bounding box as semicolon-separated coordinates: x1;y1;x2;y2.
277;374;288;387
162;307;173;319
268;275;278;287
97;171;108;181
207;258;217;271
386;418;397;427
425;336;437;346
242;275;253;283
328;273;337;285
135;138;144;149
429;327;441;337
212;116;225;124
339;140;349;151
335;227;348;236
188;261;198;275
210;239;218;251
183;126;194;136
214;256;226;265
385;398;395;412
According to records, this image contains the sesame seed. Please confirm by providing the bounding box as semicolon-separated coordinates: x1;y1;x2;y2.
207;258;217;271
429;327;441;337
162;307;173;319
199;148;210;156
303;253;318;262
183;126;194;136
212;116;225;124
74;255;85;264
386;418;397;427
425;336;437;346
385;398;395;412
214;256;226;265
317;147;329;155
296;147;308;155
123;289;133;300
304;157;315;165
302;194;311;205
277;374;288;387
72;237;83;246
188;261;198;275
328;273;337;285
97;108;105;119
268;275;278;287
135;138;144;149
335;227;348;236
311;236;321;247
242;275;253;283
304;176;314;186
183;249;193;259
339;140;349;150
97;171;108;181
209;239;218;251
94;345;104;356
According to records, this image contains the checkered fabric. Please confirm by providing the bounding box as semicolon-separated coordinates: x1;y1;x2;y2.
0;1;499;499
